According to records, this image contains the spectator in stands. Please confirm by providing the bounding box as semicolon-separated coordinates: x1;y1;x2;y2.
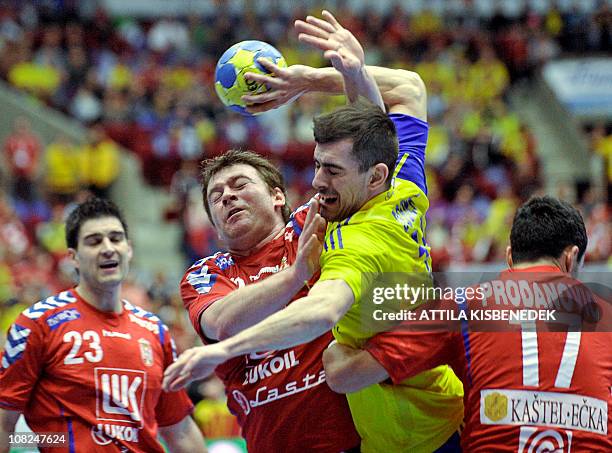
79;124;120;198
2;116;41;197
43;134;82;203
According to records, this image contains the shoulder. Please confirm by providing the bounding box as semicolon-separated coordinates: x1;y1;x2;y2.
3;291;79;367
122;300;169;338
185;252;233;275
182;252;231;289
357;182;428;230
19;290;79;330
389;113;428;140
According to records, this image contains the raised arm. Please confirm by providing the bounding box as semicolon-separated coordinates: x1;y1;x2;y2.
198;200;326;340
163;278;354;391
243;13;426;119
295;10;383;109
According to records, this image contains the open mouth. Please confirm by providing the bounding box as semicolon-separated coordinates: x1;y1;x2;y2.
319;194;338;206
227;207;244;222
99;261;119;270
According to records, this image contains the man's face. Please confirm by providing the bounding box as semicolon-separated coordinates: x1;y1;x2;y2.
312;138;370;222
71;216;132;289
207;164;285;250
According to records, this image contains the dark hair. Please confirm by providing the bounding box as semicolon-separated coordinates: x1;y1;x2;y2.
313;99;398;184
65;197;129;249
200;149;291;224
510;196;587;264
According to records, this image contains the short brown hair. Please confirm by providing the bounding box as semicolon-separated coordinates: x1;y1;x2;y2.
201;149;292;224
65;197;128;249
313;99;398;184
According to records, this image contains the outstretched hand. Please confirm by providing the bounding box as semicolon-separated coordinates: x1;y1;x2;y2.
242;62;313;114
295;10;365;80
162;344;229;392
295;197;326;283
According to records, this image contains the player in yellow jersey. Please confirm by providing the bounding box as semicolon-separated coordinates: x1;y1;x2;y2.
164;11;463;452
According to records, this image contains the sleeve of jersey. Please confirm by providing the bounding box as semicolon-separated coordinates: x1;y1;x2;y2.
364;329;463;384
180;260;237;341
288;203;311;236
0;315;45;411
390;113;428;195
318;224;385;303
155;329;194;427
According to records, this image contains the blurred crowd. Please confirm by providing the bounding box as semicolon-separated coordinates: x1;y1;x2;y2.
0;0;610;439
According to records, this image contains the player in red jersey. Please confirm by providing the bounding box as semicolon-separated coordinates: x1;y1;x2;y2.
0;197;205;453
179;153;359;453
327;196;612;452
176;17;431;451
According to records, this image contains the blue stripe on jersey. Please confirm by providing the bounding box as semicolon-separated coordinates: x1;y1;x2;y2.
292;219;303;236
2;324;31;369
0;401;20;409
288;201;310;236
59;405;76;453
158;320;165;346
457;301;473;386
187;265;217;295
329;231;336;250
23;291;77;320
123;301;161;323
323;240;328;252
389;113;428;194
336;226;343;249
67;416;75;453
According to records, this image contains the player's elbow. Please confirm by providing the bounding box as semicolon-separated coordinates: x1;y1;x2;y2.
398;70;426;98
322;349;352;394
388;70;427;112
201;312;234;341
214;317;242;341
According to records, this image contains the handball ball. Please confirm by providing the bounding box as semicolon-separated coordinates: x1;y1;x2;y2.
214;40;287;115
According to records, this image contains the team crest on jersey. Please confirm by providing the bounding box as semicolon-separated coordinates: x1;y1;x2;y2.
484;392;508;422
138;339;153;367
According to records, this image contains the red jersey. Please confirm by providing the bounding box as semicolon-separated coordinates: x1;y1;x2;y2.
0;290;194;453
366;266;612;452
181;205;359;453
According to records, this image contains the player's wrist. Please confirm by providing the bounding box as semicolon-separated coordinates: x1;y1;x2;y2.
287;263;310;291
341;64;368;84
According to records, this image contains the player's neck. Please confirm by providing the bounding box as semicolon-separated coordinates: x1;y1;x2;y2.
509;259;560;271
75;282;123;313
227;224;285;256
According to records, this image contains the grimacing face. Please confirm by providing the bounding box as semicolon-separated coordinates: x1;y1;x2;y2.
206;164;286;251
70;216;132;289
312;138;370;222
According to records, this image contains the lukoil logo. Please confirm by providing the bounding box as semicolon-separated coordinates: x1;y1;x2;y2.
95;368;147;426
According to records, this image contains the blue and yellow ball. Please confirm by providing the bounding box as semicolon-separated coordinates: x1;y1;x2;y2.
214;40;287;115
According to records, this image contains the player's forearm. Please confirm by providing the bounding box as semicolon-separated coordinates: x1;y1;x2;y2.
203;266;308;340
221;293;339;357
159;416;207;453
307;66;426;119
323;343;389;394
343;66;385;109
